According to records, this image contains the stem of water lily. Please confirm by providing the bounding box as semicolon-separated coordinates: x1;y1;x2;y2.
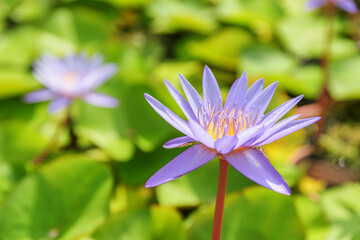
66;113;78;149
32;107;71;164
211;156;229;240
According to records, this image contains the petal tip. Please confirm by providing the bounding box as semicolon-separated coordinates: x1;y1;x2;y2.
266;179;291;195
314;116;322;122
279;186;291;196
203;65;214;78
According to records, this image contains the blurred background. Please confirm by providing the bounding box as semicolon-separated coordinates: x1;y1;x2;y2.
0;0;359;239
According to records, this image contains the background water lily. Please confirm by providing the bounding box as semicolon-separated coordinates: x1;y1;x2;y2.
145;66;320;195
306;0;358;13
23;53;119;113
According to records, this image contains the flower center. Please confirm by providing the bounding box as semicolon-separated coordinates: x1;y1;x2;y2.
200;106;258;140
64;73;77;88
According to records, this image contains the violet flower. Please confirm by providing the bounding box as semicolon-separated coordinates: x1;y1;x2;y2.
306;0;358;14
144;66;320;195
23;53;119;113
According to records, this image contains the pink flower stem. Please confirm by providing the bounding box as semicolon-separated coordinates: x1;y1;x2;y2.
211;156;229;240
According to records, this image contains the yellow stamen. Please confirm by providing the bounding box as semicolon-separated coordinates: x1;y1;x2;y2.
203;106;252;140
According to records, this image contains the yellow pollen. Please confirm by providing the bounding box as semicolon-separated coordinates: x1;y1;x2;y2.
204;106;252;140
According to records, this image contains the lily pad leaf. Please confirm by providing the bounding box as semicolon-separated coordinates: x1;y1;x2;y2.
0;158;112;240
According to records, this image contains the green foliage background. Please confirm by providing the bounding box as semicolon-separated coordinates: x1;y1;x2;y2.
0;0;359;239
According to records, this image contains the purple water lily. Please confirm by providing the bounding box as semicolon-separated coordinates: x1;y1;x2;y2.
23;53;119;113
144;66;320;195
306;0;358;13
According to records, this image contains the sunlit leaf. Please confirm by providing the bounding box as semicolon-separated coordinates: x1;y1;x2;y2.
0;71;39;99
147;0;217;34
181;28;253;70
10;0;50;22
0;26;39;68
217;0;283;41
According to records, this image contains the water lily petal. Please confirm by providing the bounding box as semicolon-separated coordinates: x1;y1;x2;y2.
164;79;197;121
305;0;325;10
224;71;247;109
235;124;265;148
261;95;303;127
163;136;196;149
247;81;278;123
258;117;321;145
81;64;117;92
203;65;222;111
179;73;204;117
48;97;72;113
214;135;237;154
336;0;358;13
145;144;218;188
253;114;301;145
33;65;65;91
144;94;194;138
245;78;264;104
23;89;54;103
188;119;215;148
83;92;119;108
223;147;291;195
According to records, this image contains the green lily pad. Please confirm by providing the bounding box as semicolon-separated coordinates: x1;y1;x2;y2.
72;6;115;44
181;28;253;70
217;0;283;40
294;195;329;240
75;100;134;162
0;26;39;68
100;0;150;7
9;0;50;22
0;71;39;99
329;56;360;100
277;15;357;60
122;84;174;151
240;44;296;78
147;0;217;34
321;183;360;240
0;158;112;240
0;120;47;165
91;207;185;240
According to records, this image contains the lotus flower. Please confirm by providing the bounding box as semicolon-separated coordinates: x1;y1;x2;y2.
23;53;119;113
306;0;358;13
144;66;320;195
